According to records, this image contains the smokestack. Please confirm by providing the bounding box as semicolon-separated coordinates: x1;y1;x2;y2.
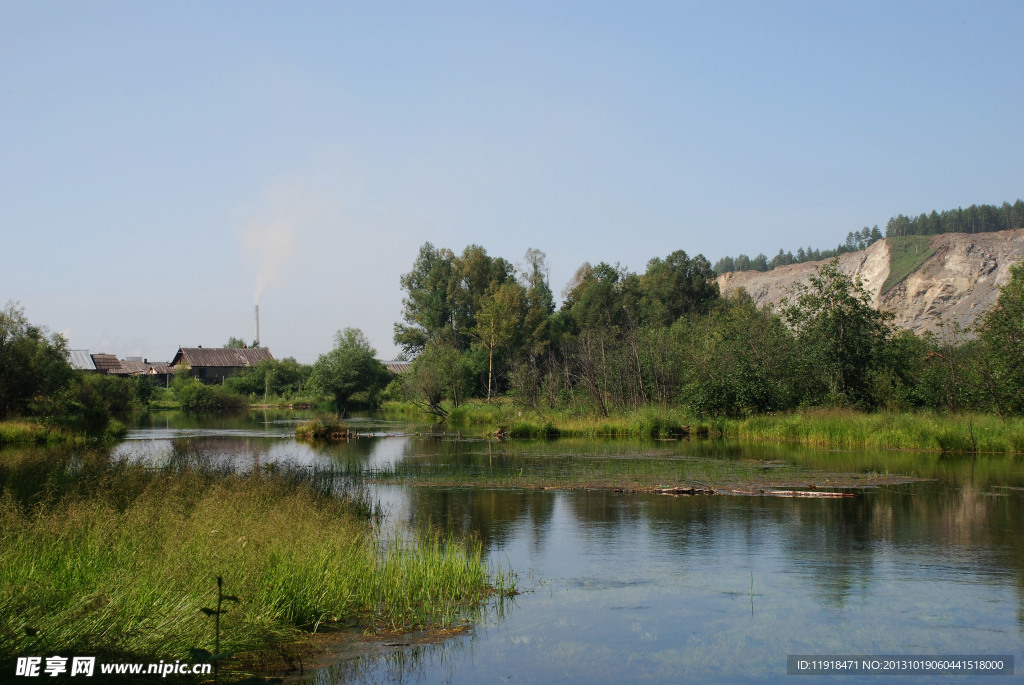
254;304;260;345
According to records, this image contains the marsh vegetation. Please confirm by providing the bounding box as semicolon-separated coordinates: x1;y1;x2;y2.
0;444;509;679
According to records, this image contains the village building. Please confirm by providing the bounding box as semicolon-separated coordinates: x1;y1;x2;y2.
67;349;97;371
66;350;175;386
169;346;274;384
380;360;412;374
112;358;175;387
90;354;123;375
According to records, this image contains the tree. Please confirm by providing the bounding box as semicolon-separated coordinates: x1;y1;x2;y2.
473;281;526;399
405;339;473;416
637;250;719;326
0;302;73;420
976;261;1024;414
520;248;556;358
680;291;797;415
780;260;893;407
394;243;458;355
394;242;514;355
309;328;388;413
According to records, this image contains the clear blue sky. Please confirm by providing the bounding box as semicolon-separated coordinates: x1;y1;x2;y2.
2;1;1022;363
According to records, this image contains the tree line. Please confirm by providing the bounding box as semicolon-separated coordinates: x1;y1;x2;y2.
713;199;1024;275
394;243;1024;418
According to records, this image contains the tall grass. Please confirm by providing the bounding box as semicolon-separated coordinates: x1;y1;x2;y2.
719;409;1024;453
387;401;1024;454
391;401;699;439
0;419;126;446
295;415;350;441
0;450;504;672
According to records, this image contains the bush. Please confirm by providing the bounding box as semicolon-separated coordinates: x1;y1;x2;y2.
174;379;247;415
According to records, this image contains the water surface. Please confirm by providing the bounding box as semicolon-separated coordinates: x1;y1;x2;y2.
74;413;1024;681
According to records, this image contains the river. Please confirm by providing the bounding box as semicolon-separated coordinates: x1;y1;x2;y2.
108;411;1024;682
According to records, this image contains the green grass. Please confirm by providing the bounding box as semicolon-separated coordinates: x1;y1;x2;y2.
0;419;126;446
295;415;351;441
718;408;1024;453
0;450;507;675
882;235;936;294
384;401;1024;454
389;400;701;439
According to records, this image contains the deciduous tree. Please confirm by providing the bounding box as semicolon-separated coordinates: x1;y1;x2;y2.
309;328;388;413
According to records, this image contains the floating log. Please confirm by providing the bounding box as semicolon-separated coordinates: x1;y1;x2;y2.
728;489;853;498
657;486;716;496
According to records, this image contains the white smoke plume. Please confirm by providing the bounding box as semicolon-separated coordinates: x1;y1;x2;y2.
241;181;320;305
245;218;297;305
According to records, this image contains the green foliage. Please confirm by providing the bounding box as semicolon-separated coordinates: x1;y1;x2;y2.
174;379;247;415
637;250;719;325
720;408;1024;453
309;328;389;412
781;260;894;407
561;261;635;332
885;199;1024;238
678;292;797;416
473;281;527;398
882;235;936;293
223;357;311;399
0;302;73;420
394;243;515;355
406;340;474;415
976;261;1024;414
713;198;1023;277
0;451;498;666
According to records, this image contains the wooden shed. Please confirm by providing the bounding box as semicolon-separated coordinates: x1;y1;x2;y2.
169;346;274;384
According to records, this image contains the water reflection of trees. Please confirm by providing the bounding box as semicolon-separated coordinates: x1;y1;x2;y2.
395;480;1024;618
402;487;556;551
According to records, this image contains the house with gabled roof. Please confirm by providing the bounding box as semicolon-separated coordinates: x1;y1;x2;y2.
169;346;274;384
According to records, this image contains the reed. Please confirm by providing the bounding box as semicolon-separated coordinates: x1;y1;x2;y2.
295;415;351;441
718;409;1024;453
0;451;504;673
0;419;125;446
388;401;1024;454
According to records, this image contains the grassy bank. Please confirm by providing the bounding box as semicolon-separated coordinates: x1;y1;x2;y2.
719;409;1024;453
384;401;1024;453
0;449;509;677
0;419;126;446
385;401;699;439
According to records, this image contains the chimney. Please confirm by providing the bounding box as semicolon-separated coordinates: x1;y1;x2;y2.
254;304;260;345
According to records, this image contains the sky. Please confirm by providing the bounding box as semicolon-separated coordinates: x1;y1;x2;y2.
2;1;1022;363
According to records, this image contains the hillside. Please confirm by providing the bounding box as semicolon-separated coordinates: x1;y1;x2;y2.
716;229;1024;335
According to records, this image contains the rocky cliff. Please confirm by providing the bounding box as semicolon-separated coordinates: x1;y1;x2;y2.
715;229;1024;335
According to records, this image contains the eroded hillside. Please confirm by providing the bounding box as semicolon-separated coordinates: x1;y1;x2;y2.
715;229;1024;334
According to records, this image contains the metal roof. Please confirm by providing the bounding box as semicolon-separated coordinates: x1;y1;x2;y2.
67;349;96;371
380;360;412;374
170;346;274;368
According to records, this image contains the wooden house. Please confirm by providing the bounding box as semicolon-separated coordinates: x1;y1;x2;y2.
114;359;175;387
169;346;274;384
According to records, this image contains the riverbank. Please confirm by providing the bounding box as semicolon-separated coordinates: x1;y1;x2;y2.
0;450;510;680
381;401;1024;453
0;419;126;446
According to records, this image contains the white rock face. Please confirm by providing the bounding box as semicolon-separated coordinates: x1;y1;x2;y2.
715;229;1024;335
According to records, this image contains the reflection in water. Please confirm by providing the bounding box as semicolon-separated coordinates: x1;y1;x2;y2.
16;412;1021;683
323;484;1023;684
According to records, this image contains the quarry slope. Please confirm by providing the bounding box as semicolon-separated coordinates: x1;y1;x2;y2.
715;229;1024;335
